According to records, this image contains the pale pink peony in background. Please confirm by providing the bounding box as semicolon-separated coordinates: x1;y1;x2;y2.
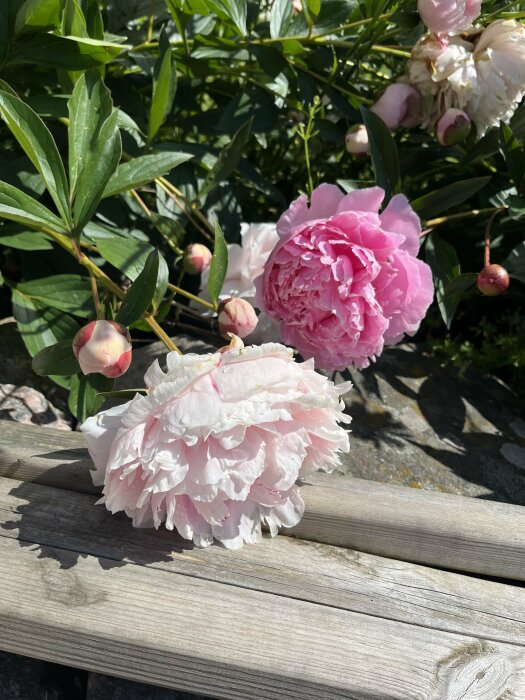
417;0;481;35
199;222;280;343
81;340;351;549
256;185;434;371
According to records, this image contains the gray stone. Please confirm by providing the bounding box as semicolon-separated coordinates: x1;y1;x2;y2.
86;673;211;699
0;384;71;430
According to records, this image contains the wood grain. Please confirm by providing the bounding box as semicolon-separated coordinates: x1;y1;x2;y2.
1;421;524;580
1;475;524;647
1;535;524;700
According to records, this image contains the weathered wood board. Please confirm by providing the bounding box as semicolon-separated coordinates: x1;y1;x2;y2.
1;420;524;580
0;422;524;699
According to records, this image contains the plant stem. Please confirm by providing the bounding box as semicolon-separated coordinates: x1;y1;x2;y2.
425;207;504;227
89;272;104;320
167;282;215;310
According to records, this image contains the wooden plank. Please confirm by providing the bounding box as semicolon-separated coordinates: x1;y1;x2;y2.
1;535;525;700
1;421;525;580
1;475;524;647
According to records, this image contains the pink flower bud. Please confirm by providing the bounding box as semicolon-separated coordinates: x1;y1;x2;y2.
345;124;369;155
371;83;422;130
73;320;132;378
217;298;258;339
183;243;212;275
477;264;510;296
437;108;471;145
417;0;481;35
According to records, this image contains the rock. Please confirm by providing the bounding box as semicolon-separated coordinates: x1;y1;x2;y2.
86;674;211;699
0;384;71;430
0;650;87;699
338;343;525;505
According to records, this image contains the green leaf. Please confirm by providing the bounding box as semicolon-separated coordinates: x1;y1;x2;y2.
14;0;61;33
444;272;478;297
149;30;177;141
425;234;461;329
17;274;94;317
103;151;193;198
32;339;80;377
502;240;525;282
270;0;293;39
361;106;400;203
499;123;525;194
96;236;169;308
0;227;54;250
198;118;253;200
412;177;491;220
116;249;161;325
73;109;122;232
0;91;71;225
207;218;228;307
68;372;113;422
0;181;67;231
68;71;113;198
11;289;80;388
8;33;128;70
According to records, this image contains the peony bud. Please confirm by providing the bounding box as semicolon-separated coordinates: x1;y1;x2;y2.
417;0;482;35
437;108;471;145
476;264;510;296
183;243;212;275
217;297;258;339
345;124;369;155
371;83;422;130
73;320;132;378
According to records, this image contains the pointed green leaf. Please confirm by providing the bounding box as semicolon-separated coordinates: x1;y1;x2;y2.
207;218;228;307
73;109;122;232
425;234;461;329
270;0;293;38
499;123;525;194
0;181;67;232
68;71;113;198
412;177;491;220
361;106;400;203
116;249;161;325
68;372;113;422
0;91;71;225
103;151;193;198
149;30;177;141
32;339;80;377
198;118;253;200
8;33;128;70
17;274;94;317
14;0;61;33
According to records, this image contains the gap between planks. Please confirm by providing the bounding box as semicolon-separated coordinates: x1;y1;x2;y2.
0;421;524;581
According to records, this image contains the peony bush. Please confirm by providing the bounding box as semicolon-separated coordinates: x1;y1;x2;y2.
0;0;523;546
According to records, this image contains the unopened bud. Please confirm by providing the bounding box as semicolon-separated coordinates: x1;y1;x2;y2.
183;243;212;275
217;298;258;339
437;108;471;146
345;124;369;155
476;264;510;296
73;320;132;378
371;83;422;130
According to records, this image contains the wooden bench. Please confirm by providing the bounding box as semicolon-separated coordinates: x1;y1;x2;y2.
0;420;524;699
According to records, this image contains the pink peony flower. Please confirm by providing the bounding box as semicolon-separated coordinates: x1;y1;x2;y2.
73;320;132;378
81;339;351;549
256;185;434;370
417;0;481;36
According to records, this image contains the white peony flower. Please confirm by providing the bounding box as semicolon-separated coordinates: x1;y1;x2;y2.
407;20;525;137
